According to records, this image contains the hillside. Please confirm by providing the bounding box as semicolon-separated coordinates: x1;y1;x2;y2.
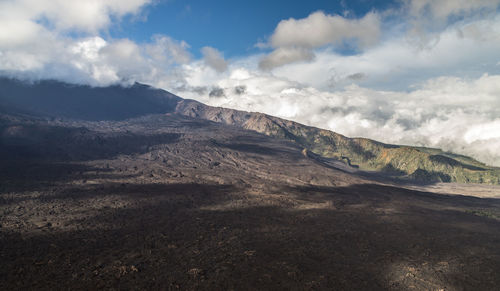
175;100;500;184
1;77;499;184
1;109;500;290
1;78;500;290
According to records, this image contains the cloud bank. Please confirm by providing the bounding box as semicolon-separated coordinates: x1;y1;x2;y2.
179;67;500;167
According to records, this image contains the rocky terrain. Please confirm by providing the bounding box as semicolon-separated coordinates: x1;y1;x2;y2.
176;100;500;184
1;78;500;290
2;77;498;185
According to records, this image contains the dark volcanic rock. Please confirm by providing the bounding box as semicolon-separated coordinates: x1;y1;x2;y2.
0;105;499;290
0;78;180;121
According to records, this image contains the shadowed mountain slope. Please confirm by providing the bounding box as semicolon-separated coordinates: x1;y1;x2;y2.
0;78;180;121
1;77;499;184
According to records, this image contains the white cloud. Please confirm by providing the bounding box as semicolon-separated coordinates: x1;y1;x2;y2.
407;0;500;20
257;1;500;70
259;47;315;70
0;0;191;87
268;15;500;91
146;35;192;65
260;11;381;69
0;0;152;34
464;120;500;143
404;0;500;48
270;11;381;49
0;33;192;87
201;46;228;73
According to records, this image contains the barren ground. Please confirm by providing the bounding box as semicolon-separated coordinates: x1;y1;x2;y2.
1;114;499;290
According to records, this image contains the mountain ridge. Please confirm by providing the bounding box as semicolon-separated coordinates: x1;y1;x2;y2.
175;99;500;184
1;77;499;184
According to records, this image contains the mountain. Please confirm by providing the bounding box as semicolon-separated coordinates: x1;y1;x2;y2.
0;78;180;120
1;77;500;290
176;100;500;184
1;77;499;184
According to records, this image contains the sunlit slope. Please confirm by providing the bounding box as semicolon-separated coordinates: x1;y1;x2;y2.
177;100;500;184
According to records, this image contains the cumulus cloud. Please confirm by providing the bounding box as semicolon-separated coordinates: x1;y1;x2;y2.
201;46;228;73
404;0;500;48
0;33;192;86
259;47;315;70
268;15;500;91
259;11;381;69
270;11;381;49
146;35;192;66
0;0;152;34
0;0;192;87
259;2;500;70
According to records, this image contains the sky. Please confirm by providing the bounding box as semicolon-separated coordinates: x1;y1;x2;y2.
109;0;400;58
1;0;500;166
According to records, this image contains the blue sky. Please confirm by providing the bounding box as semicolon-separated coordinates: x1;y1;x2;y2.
111;0;400;58
1;0;500;166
